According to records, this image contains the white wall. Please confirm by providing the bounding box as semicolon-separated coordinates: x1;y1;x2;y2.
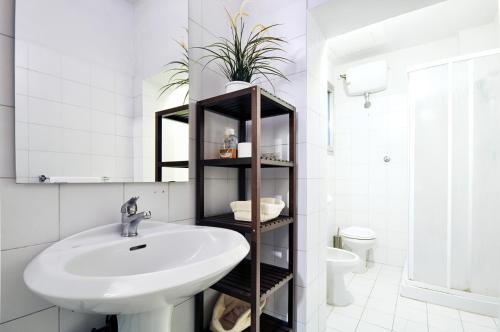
305;11;332;332
0;0;195;331
326;21;500;267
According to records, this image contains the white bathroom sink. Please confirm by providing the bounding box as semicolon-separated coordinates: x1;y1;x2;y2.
24;221;249;332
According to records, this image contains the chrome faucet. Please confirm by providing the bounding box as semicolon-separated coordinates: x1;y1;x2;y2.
120;197;151;237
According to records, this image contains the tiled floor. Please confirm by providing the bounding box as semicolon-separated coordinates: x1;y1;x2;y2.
326;264;499;332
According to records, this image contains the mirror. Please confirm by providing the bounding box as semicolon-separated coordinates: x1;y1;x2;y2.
14;0;189;183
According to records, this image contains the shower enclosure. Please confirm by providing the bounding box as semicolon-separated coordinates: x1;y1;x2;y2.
403;49;500;316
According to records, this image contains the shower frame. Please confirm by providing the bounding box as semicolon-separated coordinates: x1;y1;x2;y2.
404;48;500;316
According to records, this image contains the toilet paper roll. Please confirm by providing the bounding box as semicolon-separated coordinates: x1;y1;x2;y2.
238;142;251;158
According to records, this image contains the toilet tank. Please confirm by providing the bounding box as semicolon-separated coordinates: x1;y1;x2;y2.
344;60;388;96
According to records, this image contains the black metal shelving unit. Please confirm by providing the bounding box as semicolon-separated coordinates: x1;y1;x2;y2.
155;104;190;181
195;86;296;332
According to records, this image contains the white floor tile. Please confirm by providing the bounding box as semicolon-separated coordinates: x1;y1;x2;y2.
327;312;359;332
361;307;395;330
459;311;497;329
462;322;496;332
356;321;391;332
365;296;397;315
348;276;375;297
428;312;464;332
428;303;460;319
352;293;369;307
331;304;364;320
393;316;428;332
395;304;429;325
397;296;427;312
324;263;496;332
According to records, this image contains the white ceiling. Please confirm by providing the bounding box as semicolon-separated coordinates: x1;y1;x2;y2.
317;0;499;64
311;0;447;38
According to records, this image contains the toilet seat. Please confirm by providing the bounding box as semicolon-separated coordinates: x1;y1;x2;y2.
340;226;376;240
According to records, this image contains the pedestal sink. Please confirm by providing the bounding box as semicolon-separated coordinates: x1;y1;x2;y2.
24;221;250;332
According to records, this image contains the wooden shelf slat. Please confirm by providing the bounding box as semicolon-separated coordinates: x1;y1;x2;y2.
203;158;294;168
199;213;293;233
197;86;295;121
210;259;293;303
157;161;189;168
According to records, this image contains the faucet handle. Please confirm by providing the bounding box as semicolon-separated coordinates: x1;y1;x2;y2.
121;196;140;214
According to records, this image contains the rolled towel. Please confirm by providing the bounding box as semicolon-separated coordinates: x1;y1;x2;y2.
230;197;285;222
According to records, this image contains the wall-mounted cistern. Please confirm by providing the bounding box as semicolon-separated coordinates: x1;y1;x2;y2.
121;197;151;237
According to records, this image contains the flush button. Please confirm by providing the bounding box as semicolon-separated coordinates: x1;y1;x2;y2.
384;156;391;163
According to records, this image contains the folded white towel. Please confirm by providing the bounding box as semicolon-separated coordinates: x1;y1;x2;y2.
230;197;285;222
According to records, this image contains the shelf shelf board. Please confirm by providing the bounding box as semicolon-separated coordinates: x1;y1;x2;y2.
203;158;294;168
157;161;189;168
210;259;293;303
156;104;189;124
199;213;293;233
197;86;295;121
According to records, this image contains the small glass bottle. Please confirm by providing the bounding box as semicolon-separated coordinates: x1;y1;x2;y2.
223;128;238;159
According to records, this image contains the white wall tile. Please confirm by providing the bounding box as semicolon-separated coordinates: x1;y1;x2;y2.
14;93;27;122
0;179;59;250
0;35;14;106
91;110;116;134
0;0;14;37
61;56;91;84
124;182;170;222
91;88;115;113
15;40;28;69
61;104;91;131
59;309;105;332
59;183;124;238
28;70;61;102
91;65;115;91
62;154;91;177
28;151;64;179
168;182;194;221
62;80;91;107
91;132;115;156
28;44;61;76
115;94;133;117
62;129;91;154
0;307;58;332
1;243;53;322
28;97;62;127
14;66;28;96
28;123;63;152
0;107;14;177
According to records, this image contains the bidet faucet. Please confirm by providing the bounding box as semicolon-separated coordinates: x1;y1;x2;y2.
120;196;151;237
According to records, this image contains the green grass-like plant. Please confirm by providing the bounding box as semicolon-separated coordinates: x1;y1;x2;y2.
198;5;290;90
159;39;189;104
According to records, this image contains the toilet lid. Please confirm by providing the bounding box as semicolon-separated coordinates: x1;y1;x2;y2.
340;226;376;240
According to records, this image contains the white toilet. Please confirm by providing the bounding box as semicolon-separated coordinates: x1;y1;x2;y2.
326;247;360;306
340;226;376;273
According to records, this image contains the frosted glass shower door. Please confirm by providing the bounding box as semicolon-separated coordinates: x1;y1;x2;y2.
469;53;500;297
409;50;500;298
410;64;449;288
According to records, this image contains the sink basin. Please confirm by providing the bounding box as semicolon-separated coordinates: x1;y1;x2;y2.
24;221;249;332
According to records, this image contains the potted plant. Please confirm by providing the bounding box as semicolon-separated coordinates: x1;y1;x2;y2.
198;4;290;93
159;38;189;103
